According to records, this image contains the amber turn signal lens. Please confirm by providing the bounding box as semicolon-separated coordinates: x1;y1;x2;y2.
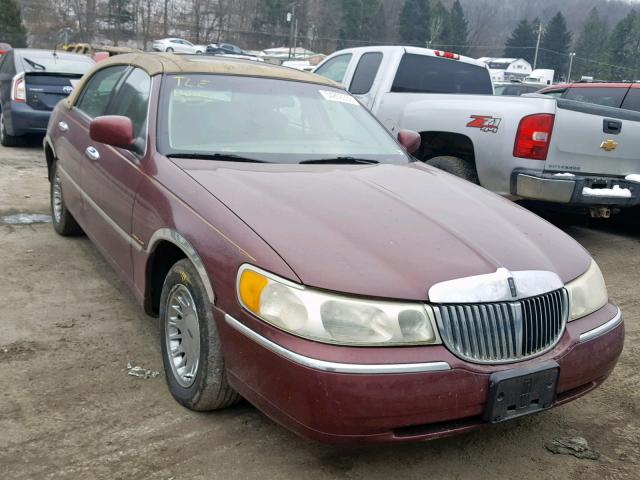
239;269;268;313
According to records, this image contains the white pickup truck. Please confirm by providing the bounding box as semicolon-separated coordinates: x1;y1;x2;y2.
313;46;640;216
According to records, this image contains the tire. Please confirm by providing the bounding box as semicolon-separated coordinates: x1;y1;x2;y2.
166;47;174;53
0;110;20;147
50;162;83;236
426;155;479;184
160;259;241;411
195;50;203;55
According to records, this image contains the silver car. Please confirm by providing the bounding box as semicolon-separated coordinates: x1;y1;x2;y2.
152;38;206;54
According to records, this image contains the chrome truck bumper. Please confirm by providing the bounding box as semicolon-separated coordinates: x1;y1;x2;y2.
511;169;640;208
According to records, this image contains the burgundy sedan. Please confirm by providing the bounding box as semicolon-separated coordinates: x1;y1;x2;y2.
44;54;624;444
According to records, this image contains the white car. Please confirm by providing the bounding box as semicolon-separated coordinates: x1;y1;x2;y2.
152;38;206;54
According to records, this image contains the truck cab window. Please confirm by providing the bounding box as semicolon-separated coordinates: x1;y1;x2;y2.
314;54;353;84
350;52;383;95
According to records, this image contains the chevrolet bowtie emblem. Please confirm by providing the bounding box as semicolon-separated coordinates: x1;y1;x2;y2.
600;139;618;151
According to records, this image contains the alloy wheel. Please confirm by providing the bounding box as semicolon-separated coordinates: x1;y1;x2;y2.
52;171;63;223
164;284;201;387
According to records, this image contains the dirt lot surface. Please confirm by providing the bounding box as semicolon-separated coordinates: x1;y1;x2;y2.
1;141;638;480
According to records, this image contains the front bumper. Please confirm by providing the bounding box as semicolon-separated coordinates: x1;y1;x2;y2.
511;169;640;207
4;101;51;136
218;302;624;445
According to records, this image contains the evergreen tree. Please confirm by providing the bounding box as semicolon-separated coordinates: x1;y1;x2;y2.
340;0;379;43
399;0;430;46
0;0;27;47
609;10;640;81
539;11;572;80
430;1;449;47
504;19;537;65
253;0;287;32
444;0;469;55
573;8;610;80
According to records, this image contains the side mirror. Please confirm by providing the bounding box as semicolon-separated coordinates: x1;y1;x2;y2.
89;115;135;150
397;129;421;154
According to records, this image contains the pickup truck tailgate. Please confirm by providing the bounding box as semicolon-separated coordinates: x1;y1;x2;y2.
546;99;640;176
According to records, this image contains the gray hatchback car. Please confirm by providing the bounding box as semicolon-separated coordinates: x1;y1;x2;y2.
0;49;94;146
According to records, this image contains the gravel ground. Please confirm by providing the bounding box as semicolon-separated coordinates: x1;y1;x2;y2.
1;141;638;480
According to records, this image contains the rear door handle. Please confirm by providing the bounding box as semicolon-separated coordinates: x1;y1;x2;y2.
603;119;622;134
58;121;69;132
85;146;100;161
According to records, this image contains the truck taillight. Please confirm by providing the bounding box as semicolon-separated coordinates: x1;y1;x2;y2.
513;113;555;160
11;73;26;102
434;50;460;60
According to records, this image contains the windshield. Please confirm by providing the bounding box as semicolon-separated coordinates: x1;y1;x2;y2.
157;74;408;164
19;53;93;75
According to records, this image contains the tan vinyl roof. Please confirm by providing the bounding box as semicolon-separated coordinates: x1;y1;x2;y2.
65;52;336;107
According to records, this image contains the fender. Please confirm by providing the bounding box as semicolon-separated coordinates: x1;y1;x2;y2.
147;228;215;304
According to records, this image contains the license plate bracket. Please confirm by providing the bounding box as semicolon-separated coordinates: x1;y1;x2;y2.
483;361;559;423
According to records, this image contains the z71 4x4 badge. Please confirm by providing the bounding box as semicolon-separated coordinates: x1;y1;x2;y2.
467;115;502;133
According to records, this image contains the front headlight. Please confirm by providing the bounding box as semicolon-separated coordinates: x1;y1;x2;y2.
565;260;608;321
237;265;440;346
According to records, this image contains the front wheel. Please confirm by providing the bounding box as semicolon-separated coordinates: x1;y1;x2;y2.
160;259;240;411
425;155;479;184
50;162;83;236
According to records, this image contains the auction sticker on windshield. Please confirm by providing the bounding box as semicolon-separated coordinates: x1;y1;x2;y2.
319;90;359;105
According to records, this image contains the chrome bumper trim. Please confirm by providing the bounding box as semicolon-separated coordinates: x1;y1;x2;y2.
224;314;451;374
515;173;575;203
579;308;623;343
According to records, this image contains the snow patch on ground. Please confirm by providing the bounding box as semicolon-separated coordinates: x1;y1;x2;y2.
582;185;632;198
0;213;52;225
553;172;576;177
625;174;640;183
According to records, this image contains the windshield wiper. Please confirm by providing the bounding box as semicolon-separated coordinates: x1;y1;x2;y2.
166;153;268;163
299;157;379;165
23;57;46;71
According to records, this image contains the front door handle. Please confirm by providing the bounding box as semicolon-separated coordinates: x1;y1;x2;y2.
58;121;69;132
85;146;100;161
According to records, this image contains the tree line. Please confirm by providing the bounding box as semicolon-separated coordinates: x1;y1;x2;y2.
504;7;640;81
2;0;640;81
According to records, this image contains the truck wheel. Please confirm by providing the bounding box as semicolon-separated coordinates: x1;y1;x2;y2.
50;162;83;236
0;111;20;147
426;156;479;184
160;259;241;411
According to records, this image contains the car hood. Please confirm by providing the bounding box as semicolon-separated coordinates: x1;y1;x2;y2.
175;160;591;301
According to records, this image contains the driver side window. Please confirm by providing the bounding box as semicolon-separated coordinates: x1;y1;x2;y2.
107;68;151;143
75;66;128;118
314;54;353;84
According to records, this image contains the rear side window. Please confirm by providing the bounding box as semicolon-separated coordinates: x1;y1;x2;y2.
621;89;640;112
75;65;128;118
541;89;565;98
349;52;383;95
107;68;151;140
564;87;627;108
392;54;493;95
314;54;352;84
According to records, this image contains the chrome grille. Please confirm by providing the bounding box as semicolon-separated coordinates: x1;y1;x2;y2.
433;289;568;363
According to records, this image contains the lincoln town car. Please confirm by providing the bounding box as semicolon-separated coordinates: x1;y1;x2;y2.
43;54;624;444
